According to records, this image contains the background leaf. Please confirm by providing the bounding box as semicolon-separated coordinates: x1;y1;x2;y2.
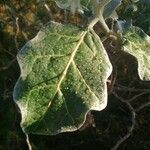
103;0;122;19
122;26;150;80
13;22;112;135
55;0;122;19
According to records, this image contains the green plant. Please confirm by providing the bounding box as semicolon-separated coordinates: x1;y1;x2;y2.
1;0;149;149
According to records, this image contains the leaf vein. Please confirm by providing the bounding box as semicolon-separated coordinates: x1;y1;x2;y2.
33;30;88;130
72;60;99;101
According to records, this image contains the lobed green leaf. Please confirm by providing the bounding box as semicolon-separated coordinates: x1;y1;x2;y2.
13;22;112;135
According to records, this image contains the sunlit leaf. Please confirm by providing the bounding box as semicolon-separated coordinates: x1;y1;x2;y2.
123;26;150;80
13;22;112;135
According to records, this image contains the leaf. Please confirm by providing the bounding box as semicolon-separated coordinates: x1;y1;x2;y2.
122;26;150;80
80;0;91;7
13;22;112;135
55;0;122;18
55;0;92;14
55;0;73;10
115;20;132;33
103;0;122;19
55;0;83;14
80;0;91;11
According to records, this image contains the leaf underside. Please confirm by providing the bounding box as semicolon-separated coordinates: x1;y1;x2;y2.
123;26;150;80
13;22;112;135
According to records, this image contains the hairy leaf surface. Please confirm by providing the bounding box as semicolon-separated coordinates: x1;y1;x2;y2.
123;26;150;80
13;22;112;135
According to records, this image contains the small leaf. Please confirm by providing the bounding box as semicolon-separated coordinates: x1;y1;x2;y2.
13;22;112;135
122;26;150;80
55;0;83;14
80;0;92;11
55;0;70;9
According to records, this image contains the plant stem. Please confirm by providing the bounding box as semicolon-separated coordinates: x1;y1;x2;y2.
88;17;99;29
91;0;110;34
26;134;32;150
98;11;110;34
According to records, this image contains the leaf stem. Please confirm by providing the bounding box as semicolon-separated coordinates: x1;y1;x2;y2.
88;17;99;29
91;0;111;33
26;134;32;150
98;12;110;34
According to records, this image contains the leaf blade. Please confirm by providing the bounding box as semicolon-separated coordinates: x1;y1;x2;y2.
123;26;150;80
13;22;112;135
